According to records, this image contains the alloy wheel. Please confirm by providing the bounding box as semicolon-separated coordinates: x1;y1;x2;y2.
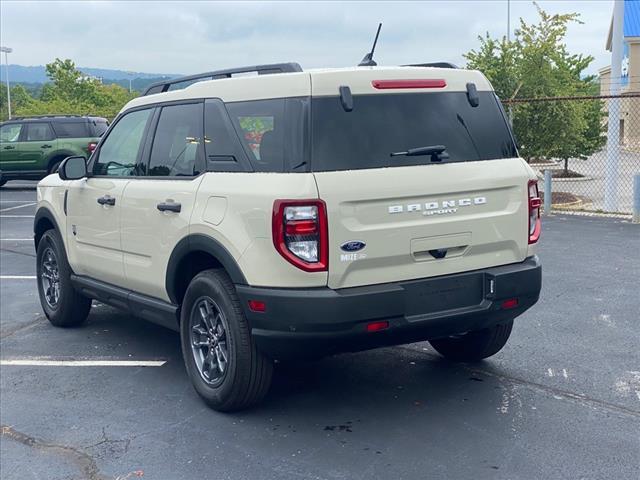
189;297;230;386
40;247;60;308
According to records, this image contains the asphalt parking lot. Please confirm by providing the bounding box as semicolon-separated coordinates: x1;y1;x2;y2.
1;182;639;480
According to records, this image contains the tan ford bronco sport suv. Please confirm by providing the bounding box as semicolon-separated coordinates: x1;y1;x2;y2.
34;62;542;411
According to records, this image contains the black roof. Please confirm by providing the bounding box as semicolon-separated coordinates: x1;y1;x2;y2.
2;115;107;124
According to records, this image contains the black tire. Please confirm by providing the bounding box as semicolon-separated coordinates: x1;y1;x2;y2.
48;160;62;175
36;229;92;327
180;269;273;411
0;178;6;187
429;320;514;362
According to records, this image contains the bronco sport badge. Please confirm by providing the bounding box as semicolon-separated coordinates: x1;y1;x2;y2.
387;196;487;216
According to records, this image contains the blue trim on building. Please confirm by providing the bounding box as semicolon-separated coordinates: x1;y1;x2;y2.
624;0;640;37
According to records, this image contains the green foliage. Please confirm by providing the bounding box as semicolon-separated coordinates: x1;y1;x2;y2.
464;2;606;168
1;58;137;121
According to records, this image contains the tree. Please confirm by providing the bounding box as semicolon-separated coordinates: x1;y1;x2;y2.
0;83;38;121
44;58;100;102
465;3;606;172
9;58;137;121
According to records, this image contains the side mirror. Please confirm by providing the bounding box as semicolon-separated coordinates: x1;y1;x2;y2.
58;156;87;180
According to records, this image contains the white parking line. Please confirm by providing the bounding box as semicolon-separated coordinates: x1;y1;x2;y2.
0;359;167;367
0;239;32;241
0;215;35;218
0;200;36;203
0;276;36;279
0;202;36;213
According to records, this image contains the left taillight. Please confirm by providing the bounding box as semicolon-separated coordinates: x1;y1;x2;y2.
272;199;328;272
88;142;98;154
528;180;541;244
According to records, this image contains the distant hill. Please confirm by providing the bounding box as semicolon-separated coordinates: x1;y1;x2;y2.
0;64;180;84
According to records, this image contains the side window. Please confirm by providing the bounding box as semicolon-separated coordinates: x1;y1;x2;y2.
0;124;22;143
203;99;251;172
25;123;55;142
51;122;90;138
226;99;283;172
225;97;309;172
93;109;152;176
147;103;203;177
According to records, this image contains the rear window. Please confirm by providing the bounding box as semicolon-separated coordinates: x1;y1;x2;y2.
311;91;517;171
51;121;90;138
91;121;109;137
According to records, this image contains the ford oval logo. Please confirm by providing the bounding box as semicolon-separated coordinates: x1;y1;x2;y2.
341;241;366;252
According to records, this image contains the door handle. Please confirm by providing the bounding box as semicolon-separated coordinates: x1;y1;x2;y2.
41;144;52;149
3;146;15;150
157;201;181;213
97;195;116;206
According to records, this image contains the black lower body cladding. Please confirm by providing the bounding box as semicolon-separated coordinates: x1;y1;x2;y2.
237;256;542;359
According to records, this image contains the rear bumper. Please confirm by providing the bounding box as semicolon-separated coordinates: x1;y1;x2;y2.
237;256;541;359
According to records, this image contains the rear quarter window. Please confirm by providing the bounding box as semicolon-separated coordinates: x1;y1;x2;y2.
225;98;309;172
52;121;91;138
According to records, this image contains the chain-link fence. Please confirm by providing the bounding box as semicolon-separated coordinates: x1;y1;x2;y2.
503;94;640;216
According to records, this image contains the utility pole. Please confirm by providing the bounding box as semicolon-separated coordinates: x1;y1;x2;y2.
0;46;12;119
507;0;513;126
126;71;135;93
605;0;624;212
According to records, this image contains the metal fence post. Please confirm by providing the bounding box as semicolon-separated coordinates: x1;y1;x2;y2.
604;0;624;213
633;174;640;224
544;170;552;215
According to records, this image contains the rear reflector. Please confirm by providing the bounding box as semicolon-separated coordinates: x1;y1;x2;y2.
285;219;318;236
501;298;519;310
366;321;389;332
248;300;266;313
372;79;447;89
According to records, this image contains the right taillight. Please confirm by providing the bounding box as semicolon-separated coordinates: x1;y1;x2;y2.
528;180;541;244
88;142;98;154
272;199;328;272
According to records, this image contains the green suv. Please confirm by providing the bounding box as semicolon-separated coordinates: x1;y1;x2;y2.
0;115;108;186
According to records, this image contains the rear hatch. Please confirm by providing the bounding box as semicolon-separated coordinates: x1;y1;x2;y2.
310;68;531;289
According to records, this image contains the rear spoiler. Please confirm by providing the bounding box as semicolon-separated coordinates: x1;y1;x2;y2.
403;62;459;69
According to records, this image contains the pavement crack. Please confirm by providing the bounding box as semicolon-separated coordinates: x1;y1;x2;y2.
401;346;640;419
0;247;36;258
85;426;131;458
0;317;45;340
1;424;110;480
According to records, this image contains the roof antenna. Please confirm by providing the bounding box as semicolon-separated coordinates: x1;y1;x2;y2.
358;23;382;67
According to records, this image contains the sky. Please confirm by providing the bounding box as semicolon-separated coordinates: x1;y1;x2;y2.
0;0;614;76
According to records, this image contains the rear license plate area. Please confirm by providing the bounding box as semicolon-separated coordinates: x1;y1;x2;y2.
403;273;484;316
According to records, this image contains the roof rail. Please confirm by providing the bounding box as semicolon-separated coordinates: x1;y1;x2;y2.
403;62;459;69
9;114;90;120
141;62;303;96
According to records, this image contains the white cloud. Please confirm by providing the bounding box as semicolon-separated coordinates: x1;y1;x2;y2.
0;0;613;75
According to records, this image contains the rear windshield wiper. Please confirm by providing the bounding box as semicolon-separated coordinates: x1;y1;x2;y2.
390;144;449;162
